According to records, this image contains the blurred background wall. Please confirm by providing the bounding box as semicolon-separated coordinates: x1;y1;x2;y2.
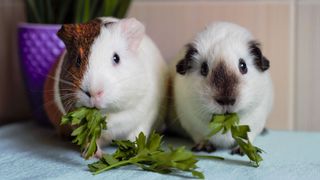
0;0;319;131
0;0;31;124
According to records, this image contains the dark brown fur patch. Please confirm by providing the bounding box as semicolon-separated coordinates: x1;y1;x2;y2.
57;18;102;112
210;61;239;98
176;43;198;75
249;41;270;71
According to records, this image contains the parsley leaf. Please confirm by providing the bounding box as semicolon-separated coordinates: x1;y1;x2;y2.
88;132;205;179
60;107;107;159
61;107;225;178
208;113;263;166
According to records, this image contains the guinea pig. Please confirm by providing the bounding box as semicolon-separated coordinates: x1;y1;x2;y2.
171;22;273;154
43;17;168;157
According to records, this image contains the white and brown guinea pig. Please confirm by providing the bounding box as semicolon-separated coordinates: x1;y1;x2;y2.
44;17;168;156
171;22;273;154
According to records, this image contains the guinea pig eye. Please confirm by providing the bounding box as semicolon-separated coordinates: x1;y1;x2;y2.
76;56;81;68
238;58;248;74
112;53;120;64
200;61;209;76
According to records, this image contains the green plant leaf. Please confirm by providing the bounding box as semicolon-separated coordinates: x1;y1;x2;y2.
102;154;119;165
60;116;69;125
26;0;42;23
70;107;88;119
61;108;107;159
24;0;132;24
37;0;45;22
207;122;223;137
88;131;208;179
114;0;132;18
45;0;54;23
85;135;97;159
75;0;84;23
195;155;225;160
83;0;90;22
57;0;73;24
192;170;205;179
208;113;263;167
103;0;118;17
71;124;86;136
147;132;162;151
231;125;250;140
136;132;146;153
63;108;225;178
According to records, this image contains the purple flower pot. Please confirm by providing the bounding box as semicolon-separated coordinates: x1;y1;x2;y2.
18;23;65;126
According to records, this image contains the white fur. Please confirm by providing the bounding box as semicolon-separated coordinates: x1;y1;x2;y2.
172;22;273;148
56;18;168;145
54;51;67;115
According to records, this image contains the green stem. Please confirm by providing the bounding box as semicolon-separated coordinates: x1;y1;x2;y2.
103;0;117;16
38;0;45;22
90;0;99;18
75;0;83;23
26;0;42;23
195;155;224;160
93;160;132;175
58;0;72;24
115;0;132;18
83;0;90;22
45;0;53;23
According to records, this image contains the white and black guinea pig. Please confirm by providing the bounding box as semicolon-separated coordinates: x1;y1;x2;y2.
171;22;273;154
44;17;168;157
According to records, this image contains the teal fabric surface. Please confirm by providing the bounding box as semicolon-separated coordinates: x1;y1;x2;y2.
0;122;319;180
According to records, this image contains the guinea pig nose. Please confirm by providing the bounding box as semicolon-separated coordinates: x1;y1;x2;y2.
96;90;103;97
215;97;236;106
91;90;104;98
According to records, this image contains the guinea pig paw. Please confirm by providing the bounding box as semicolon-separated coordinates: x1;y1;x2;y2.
230;146;245;156
191;141;216;153
260;128;269;136
81;145;104;159
94;146;104;159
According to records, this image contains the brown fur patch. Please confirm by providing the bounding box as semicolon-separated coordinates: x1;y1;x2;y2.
176;43;198;75
57;18;102;112
43;54;72;137
249;40;270;71
210;61;239;98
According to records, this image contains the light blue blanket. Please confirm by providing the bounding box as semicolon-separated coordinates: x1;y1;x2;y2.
0;122;319;180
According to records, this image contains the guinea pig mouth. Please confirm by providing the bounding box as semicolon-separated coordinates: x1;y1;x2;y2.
219;105;236;114
222;108;233;114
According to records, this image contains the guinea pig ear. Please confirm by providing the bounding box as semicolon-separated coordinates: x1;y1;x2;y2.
99;17;119;25
119;18;145;51
57;24;76;48
176;44;198;75
249;40;270;71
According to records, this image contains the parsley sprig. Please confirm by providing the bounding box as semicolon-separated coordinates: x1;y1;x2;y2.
60;107;261;179
88;132;205;179
60;107;107;159
208;113;263;166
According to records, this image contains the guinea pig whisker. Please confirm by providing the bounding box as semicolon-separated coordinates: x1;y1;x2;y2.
59;65;83;88
63;97;76;113
60;65;80;81
43;88;75;93
43;92;77;110
46;74;78;88
60;93;78;100
189;94;215;114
